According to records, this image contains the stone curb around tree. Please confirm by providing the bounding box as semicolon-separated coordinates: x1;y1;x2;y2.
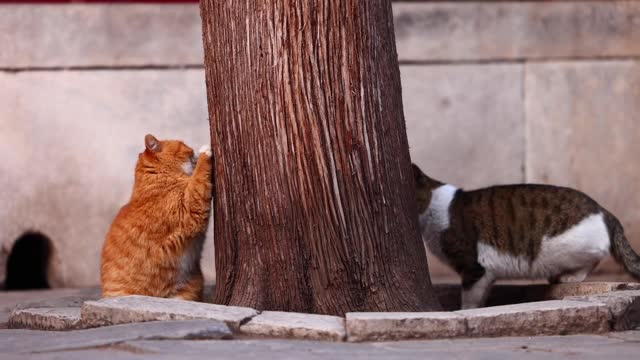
8;307;82;331
239;311;346;341
565;290;640;331
455;300;610;338
80;295;257;331
345;311;466;342
6;283;640;342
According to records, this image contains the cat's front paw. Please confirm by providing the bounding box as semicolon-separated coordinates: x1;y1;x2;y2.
199;144;212;157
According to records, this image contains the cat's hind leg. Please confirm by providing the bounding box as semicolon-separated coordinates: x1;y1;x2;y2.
556;262;599;284
461;265;495;310
173;271;204;302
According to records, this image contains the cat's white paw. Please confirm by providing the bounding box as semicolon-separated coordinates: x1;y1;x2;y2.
199;144;212;157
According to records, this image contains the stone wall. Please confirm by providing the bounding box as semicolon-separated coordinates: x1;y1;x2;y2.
1;1;639;287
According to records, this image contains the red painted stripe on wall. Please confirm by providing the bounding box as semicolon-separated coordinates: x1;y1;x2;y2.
0;1;200;3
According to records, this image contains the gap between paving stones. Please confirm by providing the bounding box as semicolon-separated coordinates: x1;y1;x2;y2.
33;342;156;356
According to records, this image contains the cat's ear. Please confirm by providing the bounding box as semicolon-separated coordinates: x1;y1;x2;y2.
145;134;162;153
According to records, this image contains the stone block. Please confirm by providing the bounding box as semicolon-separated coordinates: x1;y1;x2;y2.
394;2;640;61
526;61;640;275
402;64;524;278
456;300;610;337
0;5;203;68
488;282;640;308
435;282;640;311
8;307;81;330
240;311;345;341
566;290;640;331
402;64;525;191
345;312;466;342
81;295;257;331
0;70;212;287
4;3;639;67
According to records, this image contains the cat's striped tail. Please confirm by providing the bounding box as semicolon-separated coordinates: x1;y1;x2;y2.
605;211;640;280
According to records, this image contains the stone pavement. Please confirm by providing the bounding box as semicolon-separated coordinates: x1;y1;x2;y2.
1;326;639;360
2;284;639;359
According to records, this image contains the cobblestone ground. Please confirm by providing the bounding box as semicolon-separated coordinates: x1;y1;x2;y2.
1;327;639;360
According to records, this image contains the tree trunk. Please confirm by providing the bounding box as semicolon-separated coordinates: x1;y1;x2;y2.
200;0;441;315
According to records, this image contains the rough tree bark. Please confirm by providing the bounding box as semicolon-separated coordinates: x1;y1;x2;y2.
200;0;441;315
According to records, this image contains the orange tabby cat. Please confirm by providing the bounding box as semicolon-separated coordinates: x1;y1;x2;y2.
101;134;212;301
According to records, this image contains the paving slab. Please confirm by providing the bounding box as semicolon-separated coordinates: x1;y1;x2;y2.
0;288;101;312
240;311;345;341
8;307;81;330
0;320;231;354
567;290;640;331
346;312;466;342
114;333;639;360
81;295;257;330
456;300;610;337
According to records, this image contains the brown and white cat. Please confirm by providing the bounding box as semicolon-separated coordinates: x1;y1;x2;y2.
101;134;212;301
413;164;640;309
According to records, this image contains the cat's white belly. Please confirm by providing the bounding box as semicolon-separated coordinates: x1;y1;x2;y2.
478;213;611;279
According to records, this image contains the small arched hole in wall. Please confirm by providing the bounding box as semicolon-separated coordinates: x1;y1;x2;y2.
4;231;52;291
